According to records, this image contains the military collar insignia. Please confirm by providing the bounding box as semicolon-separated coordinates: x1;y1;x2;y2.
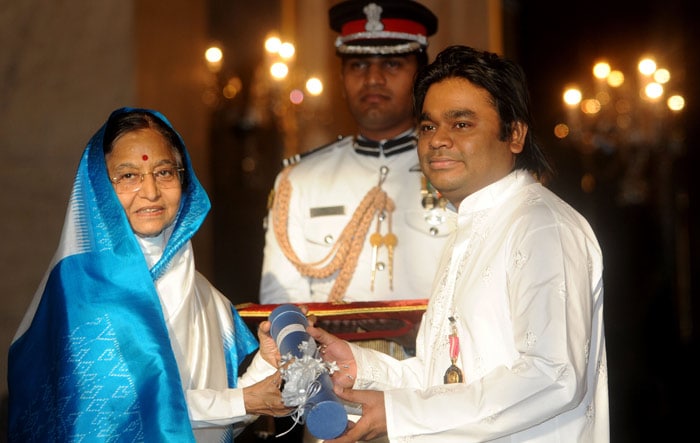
354;130;417;157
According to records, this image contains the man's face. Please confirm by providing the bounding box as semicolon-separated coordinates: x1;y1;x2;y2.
417;77;526;207
341;54;419;140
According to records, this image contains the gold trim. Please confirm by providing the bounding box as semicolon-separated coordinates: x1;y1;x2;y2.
235;302;428;318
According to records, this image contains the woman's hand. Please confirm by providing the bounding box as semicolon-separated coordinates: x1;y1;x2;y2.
242;371;291;417
256;320;281;367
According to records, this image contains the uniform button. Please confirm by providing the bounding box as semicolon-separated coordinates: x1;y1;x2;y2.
324;234;334;244
429;227;439;236
376;262;386;271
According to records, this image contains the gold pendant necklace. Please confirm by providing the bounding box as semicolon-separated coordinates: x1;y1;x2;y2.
444;316;464;384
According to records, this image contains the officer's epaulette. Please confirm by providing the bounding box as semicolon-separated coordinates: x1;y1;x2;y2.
281;135;351;167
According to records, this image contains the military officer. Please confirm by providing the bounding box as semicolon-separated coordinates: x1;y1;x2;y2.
260;0;453;349
260;2;453;441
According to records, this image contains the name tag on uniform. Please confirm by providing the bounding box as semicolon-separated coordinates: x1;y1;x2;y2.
309;206;345;217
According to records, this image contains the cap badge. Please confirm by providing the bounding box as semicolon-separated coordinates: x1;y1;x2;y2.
363;3;384;32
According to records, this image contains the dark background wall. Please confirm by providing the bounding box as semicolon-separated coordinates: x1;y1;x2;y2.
512;1;698;441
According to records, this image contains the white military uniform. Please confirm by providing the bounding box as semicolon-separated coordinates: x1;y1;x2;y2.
260;130;456;443
260;130;455;305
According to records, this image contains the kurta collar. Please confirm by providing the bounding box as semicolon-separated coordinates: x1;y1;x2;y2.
456;170;536;222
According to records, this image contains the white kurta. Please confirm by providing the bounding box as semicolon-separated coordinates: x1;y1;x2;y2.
350;171;609;442
260;136;455;303
140;231;276;442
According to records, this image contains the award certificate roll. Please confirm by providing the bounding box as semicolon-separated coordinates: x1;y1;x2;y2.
269;304;348;440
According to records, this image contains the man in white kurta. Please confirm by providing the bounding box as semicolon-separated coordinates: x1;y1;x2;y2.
347;170;608;441
308;45;609;442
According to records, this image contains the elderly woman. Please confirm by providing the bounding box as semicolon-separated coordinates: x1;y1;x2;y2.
8;108;289;442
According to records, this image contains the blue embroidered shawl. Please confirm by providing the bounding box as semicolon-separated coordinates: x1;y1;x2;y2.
8;107;257;442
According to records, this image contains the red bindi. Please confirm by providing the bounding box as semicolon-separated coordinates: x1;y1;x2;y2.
142;154;149;161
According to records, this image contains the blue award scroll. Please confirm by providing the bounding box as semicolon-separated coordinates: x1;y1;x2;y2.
269;304;348;440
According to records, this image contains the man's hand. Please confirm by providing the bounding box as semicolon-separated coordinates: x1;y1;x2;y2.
325;388;388;442
307;323;357;389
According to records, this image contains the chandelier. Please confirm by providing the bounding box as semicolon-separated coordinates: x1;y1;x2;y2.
554;55;685;206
